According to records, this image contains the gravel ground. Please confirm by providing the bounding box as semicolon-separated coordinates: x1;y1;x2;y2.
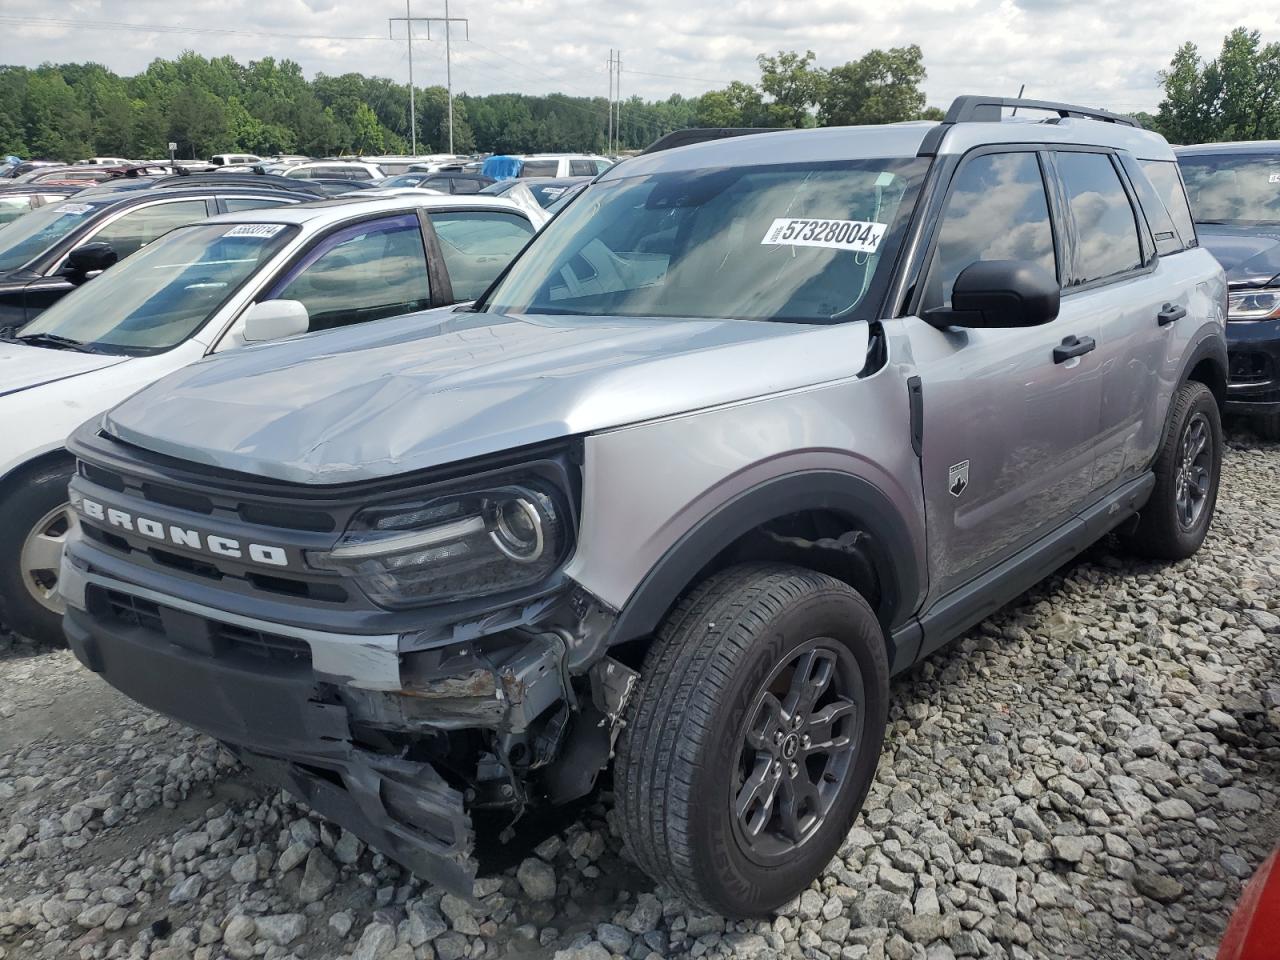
1;428;1277;960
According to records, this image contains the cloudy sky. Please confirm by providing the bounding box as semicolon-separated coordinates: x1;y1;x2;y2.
3;0;1278;113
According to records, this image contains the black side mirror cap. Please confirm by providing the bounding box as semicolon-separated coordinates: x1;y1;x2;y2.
925;259;1060;329
65;242;118;277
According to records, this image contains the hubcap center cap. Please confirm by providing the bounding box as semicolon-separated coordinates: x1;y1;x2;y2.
780;733;800;760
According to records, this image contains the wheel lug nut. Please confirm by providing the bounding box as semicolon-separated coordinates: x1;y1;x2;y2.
789;762;799;777
773;731;784;745
801;734;811;748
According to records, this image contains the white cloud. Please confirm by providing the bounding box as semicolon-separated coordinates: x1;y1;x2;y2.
3;0;1278;114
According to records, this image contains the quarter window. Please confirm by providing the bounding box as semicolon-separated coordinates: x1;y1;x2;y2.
430;211;535;300
91;200;211;258
223;197;293;213
1055;151;1143;285
268;214;431;331
924;152;1057;310
1140;160;1196;248
570;160;596;177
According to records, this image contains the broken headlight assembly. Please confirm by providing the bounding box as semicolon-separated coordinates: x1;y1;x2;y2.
308;480;572;608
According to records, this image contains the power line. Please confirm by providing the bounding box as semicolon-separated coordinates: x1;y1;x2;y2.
622;67;735;86
0;15;387;42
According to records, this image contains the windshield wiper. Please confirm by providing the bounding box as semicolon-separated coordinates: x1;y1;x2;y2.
1194;219;1236;225
15;332;99;353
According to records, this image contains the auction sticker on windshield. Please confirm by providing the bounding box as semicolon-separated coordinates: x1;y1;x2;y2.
223;224;286;238
761;218;886;253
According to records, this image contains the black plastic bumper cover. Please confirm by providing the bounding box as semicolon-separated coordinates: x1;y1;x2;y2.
64;606;477;896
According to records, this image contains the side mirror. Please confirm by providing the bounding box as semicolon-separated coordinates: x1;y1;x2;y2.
925;259;1060;329
64;242;118;279
241;299;309;342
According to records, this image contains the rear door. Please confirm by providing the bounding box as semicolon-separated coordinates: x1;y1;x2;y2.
905;147;1102;606
1047;149;1200;491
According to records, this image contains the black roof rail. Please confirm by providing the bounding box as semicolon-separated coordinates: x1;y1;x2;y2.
944;95;1141;128
641;127;787;155
148;172;325;195
918;94;1142;157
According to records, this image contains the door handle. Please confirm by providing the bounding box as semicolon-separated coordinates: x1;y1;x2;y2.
1053;335;1096;363
1157;302;1186;326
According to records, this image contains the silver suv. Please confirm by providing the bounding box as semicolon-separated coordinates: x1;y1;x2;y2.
59;96;1228;917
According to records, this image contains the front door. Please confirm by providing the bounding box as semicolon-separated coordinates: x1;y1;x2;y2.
905;148;1103;604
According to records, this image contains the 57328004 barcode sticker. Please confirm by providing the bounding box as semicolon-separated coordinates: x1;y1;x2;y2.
223;223;286;238
760;217;886;253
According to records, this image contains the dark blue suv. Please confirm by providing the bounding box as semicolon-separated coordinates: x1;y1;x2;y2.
1176;142;1280;439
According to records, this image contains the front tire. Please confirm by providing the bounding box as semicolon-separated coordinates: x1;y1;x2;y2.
1121;381;1221;561
615;564;888;917
0;461;76;644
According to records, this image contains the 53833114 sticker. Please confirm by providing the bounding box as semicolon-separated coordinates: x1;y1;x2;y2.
760;217;886;253
223;223;286;238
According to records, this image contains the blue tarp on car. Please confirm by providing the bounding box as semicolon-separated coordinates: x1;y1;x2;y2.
481;155;522;181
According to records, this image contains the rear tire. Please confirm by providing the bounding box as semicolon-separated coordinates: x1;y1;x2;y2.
1120;381;1221;561
1256;413;1280;442
614;563;888;917
0;461;76;645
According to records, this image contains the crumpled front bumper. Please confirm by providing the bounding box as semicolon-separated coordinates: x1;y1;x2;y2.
62;576;480;896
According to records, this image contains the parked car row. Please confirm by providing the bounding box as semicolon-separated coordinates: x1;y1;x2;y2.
0;101;1273;919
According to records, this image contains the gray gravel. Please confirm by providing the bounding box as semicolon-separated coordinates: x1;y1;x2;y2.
1;428;1277;960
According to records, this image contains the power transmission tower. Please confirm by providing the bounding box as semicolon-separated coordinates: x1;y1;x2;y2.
606;49;623;154
389;2;470;155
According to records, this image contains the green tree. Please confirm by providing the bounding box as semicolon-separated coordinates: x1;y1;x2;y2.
756;50;824;127
1155;30;1280;143
819;45;930;127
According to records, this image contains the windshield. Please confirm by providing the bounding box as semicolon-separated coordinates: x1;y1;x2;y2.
485;157;928;324
0;198;112;272
18;221;297;355
1177;153;1280;224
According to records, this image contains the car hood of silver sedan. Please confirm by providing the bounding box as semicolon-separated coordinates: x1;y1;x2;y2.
102;307;870;484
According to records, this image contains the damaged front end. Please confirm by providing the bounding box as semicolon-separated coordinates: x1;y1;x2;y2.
60;429;635;898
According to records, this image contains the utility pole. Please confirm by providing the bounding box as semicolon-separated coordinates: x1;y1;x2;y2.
607;49;614;155
614;51;622;153
390;4;468;155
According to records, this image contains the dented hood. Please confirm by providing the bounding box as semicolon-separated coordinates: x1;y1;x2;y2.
102;308;869;484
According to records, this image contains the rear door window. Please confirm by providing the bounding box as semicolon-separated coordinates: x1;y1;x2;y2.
430;210;535;300
923;151;1057;310
267;213;431;331
521;160;559;178
570;159;596;177
90;199;213;258
1055;151;1143;285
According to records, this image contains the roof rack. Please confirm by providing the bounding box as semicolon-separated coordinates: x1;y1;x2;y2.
944;95;1140;128
149;171;325;195
641;127;786;155
917;94;1142;157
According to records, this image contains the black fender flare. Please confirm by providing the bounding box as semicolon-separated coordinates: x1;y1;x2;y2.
607;470;922;648
1177;329;1228;406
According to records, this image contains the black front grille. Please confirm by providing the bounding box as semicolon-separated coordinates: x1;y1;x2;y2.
93;586;312;668
211;621;312;665
103;590;163;633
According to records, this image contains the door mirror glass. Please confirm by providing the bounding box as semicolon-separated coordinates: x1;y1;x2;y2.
64;242;118;277
925;259;1060;329
241;299;310;342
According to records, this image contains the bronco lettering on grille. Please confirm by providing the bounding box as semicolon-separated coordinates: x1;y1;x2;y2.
77;498;289;567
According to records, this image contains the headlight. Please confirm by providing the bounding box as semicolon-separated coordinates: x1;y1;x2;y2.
1227;287;1280;321
308;482;570;608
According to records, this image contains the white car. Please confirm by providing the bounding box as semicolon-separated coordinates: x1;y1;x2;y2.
210;153;263;167
272;161;386;182
0;193;547;643
517;154;613;178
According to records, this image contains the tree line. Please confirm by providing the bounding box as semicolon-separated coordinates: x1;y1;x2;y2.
1;29;1277;162
0;45;940;161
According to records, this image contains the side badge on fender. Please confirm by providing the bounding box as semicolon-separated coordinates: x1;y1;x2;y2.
949;460;970;498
